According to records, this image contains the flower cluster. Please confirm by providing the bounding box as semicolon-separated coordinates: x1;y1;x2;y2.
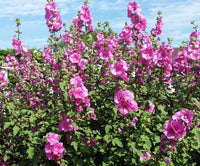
127;1;146;32
12;35;32;58
160;109;194;152
0;70;9;87
93;32;118;61
119;25;132;46
69;76;90;112
163;109;194;140
114;90;138;115
45;133;66;161
71;6;93;33
45;1;62;33
59;118;75;132
1;0;200;165
173;30;200;83
6;55;19;68
79;6;93;32
155;42;174;83
151;17;163;37
110;60;130;81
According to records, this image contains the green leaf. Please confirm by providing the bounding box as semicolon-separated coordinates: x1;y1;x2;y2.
131;158;136;164
156;123;163;132
133;148;142;156
59;81;65;91
112;138;123;147
71;141;78;151
141;135;149;141
30;114;35;123
7;102;15;111
158;105;165;111
72;122;77;129
145;128;152;134
99;85;106;90
27;146;34;159
13;125;20;136
105;125;112;134
89;90;96;96
154;135;161;144
64;93;68;101
47;100;52;106
113;107;118;115
4;121;14;129
192;126;200;138
3;155;9;162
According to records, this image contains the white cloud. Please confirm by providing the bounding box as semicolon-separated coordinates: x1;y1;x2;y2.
142;0;200;44
95;0;127;10
0;0;45;17
146;0;200;28
0;0;82;17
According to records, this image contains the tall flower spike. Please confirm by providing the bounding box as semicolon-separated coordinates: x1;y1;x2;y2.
44;1;62;33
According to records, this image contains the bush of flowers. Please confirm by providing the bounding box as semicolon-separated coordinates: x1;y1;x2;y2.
0;0;200;165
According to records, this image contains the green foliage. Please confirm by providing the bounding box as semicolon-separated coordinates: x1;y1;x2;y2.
0;1;200;166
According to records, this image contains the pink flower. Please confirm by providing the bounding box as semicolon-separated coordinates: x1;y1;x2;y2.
127;1;146;32
66;134;72;142
69;76;90;108
148;102;155;114
130;117;138;127
96;33;104;43
72;5;93;33
6;55;19;68
151;18;163;37
12;35;22;55
45;143;53;159
91;138;97;146
163;119;186;141
44;1;62;33
79;6;93;32
127;1;141;18
144;101;155;114
119;25;132;45
114;90;138;115
0;157;9;166
110;60;129;81
52;142;66;157
69;76;84;88
103;70;109;77
163;157;170;164
0;70;8;87
45;133;66;161
90;114;96;120
140;151;152;161
93;32;117;61
72;87;88;99
69;53;81;64
172;109;194;129
76;105;83;113
58;119;74;132
47;133;60;146
88;109;96;120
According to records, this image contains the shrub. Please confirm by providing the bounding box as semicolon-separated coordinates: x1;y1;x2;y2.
0;1;199;165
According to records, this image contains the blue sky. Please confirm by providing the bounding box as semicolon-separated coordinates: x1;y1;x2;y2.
0;0;200;50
